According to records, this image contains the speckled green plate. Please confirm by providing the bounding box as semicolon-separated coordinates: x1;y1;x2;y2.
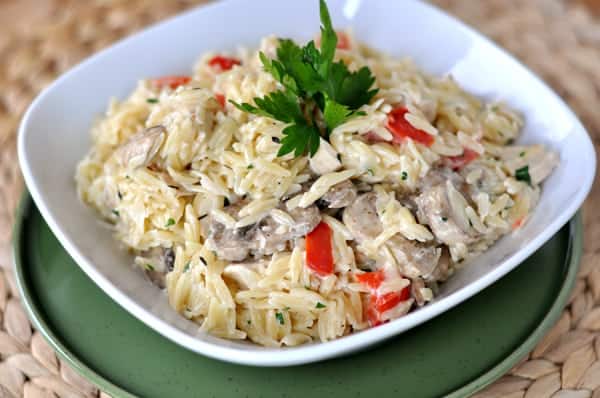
13;194;582;398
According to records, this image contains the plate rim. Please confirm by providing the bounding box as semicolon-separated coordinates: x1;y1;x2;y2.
17;0;596;367
12;193;583;397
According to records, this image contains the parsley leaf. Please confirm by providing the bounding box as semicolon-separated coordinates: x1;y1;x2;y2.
165;218;175;228
316;302;326;309
323;97;355;131
327;63;378;109
231;89;303;123
515;165;531;184
317;0;337;76
233;0;377;158
278;123;321;157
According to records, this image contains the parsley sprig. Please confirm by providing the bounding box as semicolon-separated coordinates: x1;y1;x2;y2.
231;0;377;157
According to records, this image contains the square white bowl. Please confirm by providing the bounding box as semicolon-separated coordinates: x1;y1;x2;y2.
18;0;596;366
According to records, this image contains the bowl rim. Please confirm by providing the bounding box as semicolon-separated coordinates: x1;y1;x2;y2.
17;0;596;366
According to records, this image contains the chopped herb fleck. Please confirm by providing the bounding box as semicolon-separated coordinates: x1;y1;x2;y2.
198;214;207;220
275;312;285;325
519;151;526;157
367;168;374;176
506;138;515;145
468;219;473;227
112;209;120;217
316;302;326;309
165;218;176;228
401;171;408;180
247;164;254;169
247;320;252;325
117;191;123;200
183;262;191;272
144;263;154;271
515;165;531;184
223;197;230;207
146;98;159;104
271;136;281;143
441;216;448;222
199;256;207;265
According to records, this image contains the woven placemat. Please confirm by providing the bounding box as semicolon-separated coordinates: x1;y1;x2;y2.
0;0;599;397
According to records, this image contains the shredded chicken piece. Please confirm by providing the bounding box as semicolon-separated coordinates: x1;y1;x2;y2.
342;192;382;243
115;125;166;169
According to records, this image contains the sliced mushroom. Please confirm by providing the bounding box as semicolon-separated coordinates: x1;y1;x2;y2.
386;235;441;280
430;247;452;282
415;182;476;246
411;278;427;306
206;201;321;262
342;192;382;244
317;180;358;209
115;125;166;169
206;201;255;262
141;247;175;289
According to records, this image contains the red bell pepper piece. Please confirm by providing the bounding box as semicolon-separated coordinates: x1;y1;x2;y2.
305;222;334;276
356;269;385;290
208;55;241;72
445;148;479;171
385;106;434;147
374;287;410;313
152;75;191;90
215;93;226;109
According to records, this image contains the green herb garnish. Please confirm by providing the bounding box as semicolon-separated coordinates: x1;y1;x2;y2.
231;0;377;158
441;216;448;222
515;165;531;184
519;151;526;157
144;263;154;271
112;209;120;217
247;164;254;169
275;311;285;325
316;302;326;309
401;171;408;180
146;98;159;104
165;218;175;227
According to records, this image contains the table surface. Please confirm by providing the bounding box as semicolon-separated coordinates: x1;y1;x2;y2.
0;1;599;397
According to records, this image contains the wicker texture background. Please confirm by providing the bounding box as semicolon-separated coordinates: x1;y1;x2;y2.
0;1;599;397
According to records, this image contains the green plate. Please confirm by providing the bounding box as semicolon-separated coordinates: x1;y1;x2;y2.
13;194;581;398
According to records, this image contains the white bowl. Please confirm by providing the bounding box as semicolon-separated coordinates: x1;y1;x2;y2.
18;0;596;366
